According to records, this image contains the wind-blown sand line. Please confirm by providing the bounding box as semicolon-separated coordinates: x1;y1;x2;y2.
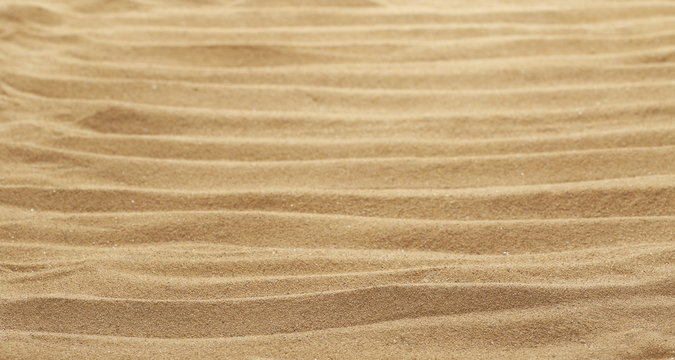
1;176;672;219
1;280;673;338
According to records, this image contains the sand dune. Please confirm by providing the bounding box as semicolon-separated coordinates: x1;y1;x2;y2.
1;0;674;359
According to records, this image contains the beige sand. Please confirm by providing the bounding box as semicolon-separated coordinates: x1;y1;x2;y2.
1;0;674;359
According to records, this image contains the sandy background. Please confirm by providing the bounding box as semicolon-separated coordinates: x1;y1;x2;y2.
1;0;674;359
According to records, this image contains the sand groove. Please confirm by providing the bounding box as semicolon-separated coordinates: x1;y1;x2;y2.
0;0;673;359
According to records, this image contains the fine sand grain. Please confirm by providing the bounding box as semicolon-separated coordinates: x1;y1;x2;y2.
1;0;674;359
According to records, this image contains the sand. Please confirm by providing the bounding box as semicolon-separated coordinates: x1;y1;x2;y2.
0;0;674;359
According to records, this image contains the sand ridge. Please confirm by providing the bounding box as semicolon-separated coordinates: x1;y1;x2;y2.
0;0;674;359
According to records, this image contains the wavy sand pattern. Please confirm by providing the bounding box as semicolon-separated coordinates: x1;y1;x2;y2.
1;0;674;359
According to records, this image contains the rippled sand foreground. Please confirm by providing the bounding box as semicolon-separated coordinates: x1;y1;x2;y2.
1;0;674;359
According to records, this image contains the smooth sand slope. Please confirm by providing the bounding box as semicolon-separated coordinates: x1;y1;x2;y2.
1;0;674;359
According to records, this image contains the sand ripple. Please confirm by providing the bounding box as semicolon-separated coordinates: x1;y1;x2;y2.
0;0;673;358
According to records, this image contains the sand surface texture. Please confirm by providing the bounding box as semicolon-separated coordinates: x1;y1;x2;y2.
1;0;674;359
